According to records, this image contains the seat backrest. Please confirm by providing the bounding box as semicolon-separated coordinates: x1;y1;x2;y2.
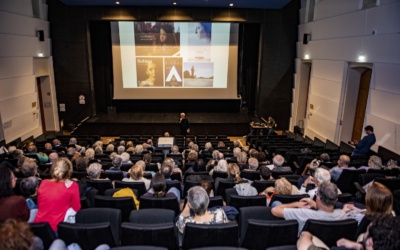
85;180;113;195
170;172;182;182
76;207;122;244
216;180;236;197
240;219;298;249
58;222;116;249
213;171;228;180
94;195;136;222
29;222;57;250
252;180;275;193
229;195;266;210
269;194;309;207
139;196;180;216
121;222;179;250
103;188;139;198
302;219;358;248
374;178;400;192
336;169;366;194
208;196;224;208
358;173;385;186
238;206;278;238
102;171;124;181
114;180;147;197
240;171;261;181
166;180;182;194
183;180;202;198
129;209;175;224
182;222;239;249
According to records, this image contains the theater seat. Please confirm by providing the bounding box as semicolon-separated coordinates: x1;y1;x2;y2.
139;196;180;216
228;195;266;210
181;222;239;249
29;222;57;250
114;180;147;197
240;219;298;250
129;209;175;224
269;194;309;207
94;195;136;222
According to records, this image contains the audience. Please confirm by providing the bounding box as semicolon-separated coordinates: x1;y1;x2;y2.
123;163;151;190
330;154;353;181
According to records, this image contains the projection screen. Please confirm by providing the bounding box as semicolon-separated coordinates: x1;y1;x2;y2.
111;21;239;99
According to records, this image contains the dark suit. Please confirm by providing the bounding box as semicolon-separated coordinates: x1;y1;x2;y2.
179;118;190;135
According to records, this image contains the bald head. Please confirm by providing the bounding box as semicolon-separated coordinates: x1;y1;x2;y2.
338;155;350;168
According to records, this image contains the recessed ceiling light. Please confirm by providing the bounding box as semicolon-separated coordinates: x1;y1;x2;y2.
116;1;120;4
173;2;177;5
229;3;233;7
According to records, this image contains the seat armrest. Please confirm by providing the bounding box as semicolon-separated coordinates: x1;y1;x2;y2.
354;182;366;194
293;162;300;169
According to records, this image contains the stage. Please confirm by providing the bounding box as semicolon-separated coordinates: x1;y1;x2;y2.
72;111;255;136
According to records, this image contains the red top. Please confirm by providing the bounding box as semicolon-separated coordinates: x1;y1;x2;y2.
0;195;30;221
34;179;81;231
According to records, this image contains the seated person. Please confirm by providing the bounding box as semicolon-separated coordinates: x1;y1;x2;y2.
86;163;106;180
176;186;229;234
142;173;180;202
330;155;354;182
259;166;273;180
122;163;151;190
20;176;39;223
261;177;298;206
268;154;292;172
298;167;341;200
214;163;242;192
271;182;347;233
359;155;383;171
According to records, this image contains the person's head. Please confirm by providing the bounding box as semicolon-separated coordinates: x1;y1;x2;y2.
365;182;393;217
135;160;146;171
146;139;153;146
87;163;102;180
112;155;123;167
368;155;383;169
338;155;350;168
143;153;152;163
162;157;176;169
216;159;228;172
273;154;285;167
105;144;115;152
259;166;271;180
146;62;157;81
135;145;144;154
187;186;209;216
12;149;24;159
94;146;103;155
75;156;89;171
119;140;126;146
51;158;73;181
320;153;330;162
212;150;220;160
201;180;213;196
217;141;225;148
159;24;175;45
0;219;34;250
20;176;39;198
233;147;241;157
49;152;59;163
17;156;27;168
21;158;38;177
69;137;77;145
256;152;267;162
52;139;61;146
27;145;37;153
195;22;211;41
249;149;258;158
192;144;199;152
314;167;331;186
237;151;248;164
248;157;259;170
93;140;103;149
120;152;131;163
188;150;198;161
44;143;52;150
142;143;148;150
227;163;241;183
362;216;400;250
0;167;16;198
117;145;125;155
129;164;144;180
171;145;179;154
275;177;293;195
85;148;95;160
180;112;186;119
233;140;241;148
161;165;173;179
316;182;338;208
164;132;170;137
365;125;374;134
126;147;135;154
204;142;212;151
151;173;167;197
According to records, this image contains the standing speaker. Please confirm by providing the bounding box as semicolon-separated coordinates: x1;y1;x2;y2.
37;30;45;41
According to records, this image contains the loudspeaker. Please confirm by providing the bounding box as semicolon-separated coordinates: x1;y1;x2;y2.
303;33;310;44
107;106;116;115
37;30;44;41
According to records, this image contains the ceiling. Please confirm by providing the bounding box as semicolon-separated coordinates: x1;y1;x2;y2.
59;0;293;10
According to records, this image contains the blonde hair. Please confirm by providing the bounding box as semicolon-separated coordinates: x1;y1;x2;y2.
227;163;241;183
129;164;143;180
275;177;292;195
51;158;73;181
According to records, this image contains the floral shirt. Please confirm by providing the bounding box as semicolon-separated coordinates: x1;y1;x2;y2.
176;208;229;234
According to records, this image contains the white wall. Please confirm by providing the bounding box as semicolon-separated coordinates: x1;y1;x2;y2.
292;0;400;154
0;0;58;143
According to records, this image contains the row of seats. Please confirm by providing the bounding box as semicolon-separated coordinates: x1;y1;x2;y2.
30;207;361;250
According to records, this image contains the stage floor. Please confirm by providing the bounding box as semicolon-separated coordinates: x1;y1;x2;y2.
75;112;256;136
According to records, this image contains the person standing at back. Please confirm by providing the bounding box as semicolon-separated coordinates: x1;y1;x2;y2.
351;125;376;156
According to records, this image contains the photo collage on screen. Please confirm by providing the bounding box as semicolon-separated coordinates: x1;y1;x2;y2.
134;22;214;88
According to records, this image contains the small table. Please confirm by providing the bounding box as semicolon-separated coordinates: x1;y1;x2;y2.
250;122;271;135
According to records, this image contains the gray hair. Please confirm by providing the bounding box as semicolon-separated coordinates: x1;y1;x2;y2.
85;148;95;160
368;155;382;169
212;150;220;160
233;147;241;157
49;152;59;163
135;145;143;154
215;159;228;172
273;154;285;167
95;146;103;155
120;152;130;163
105;144;115;152
205;142;212;150
112;155;123;167
318;182;339;207
248;157;259;170
135;160;146;171
187;186;209;215
69;137;77;145
117;146;125;154
20;176;39;196
314;168;331;185
87;163;102;179
21;158;38;177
